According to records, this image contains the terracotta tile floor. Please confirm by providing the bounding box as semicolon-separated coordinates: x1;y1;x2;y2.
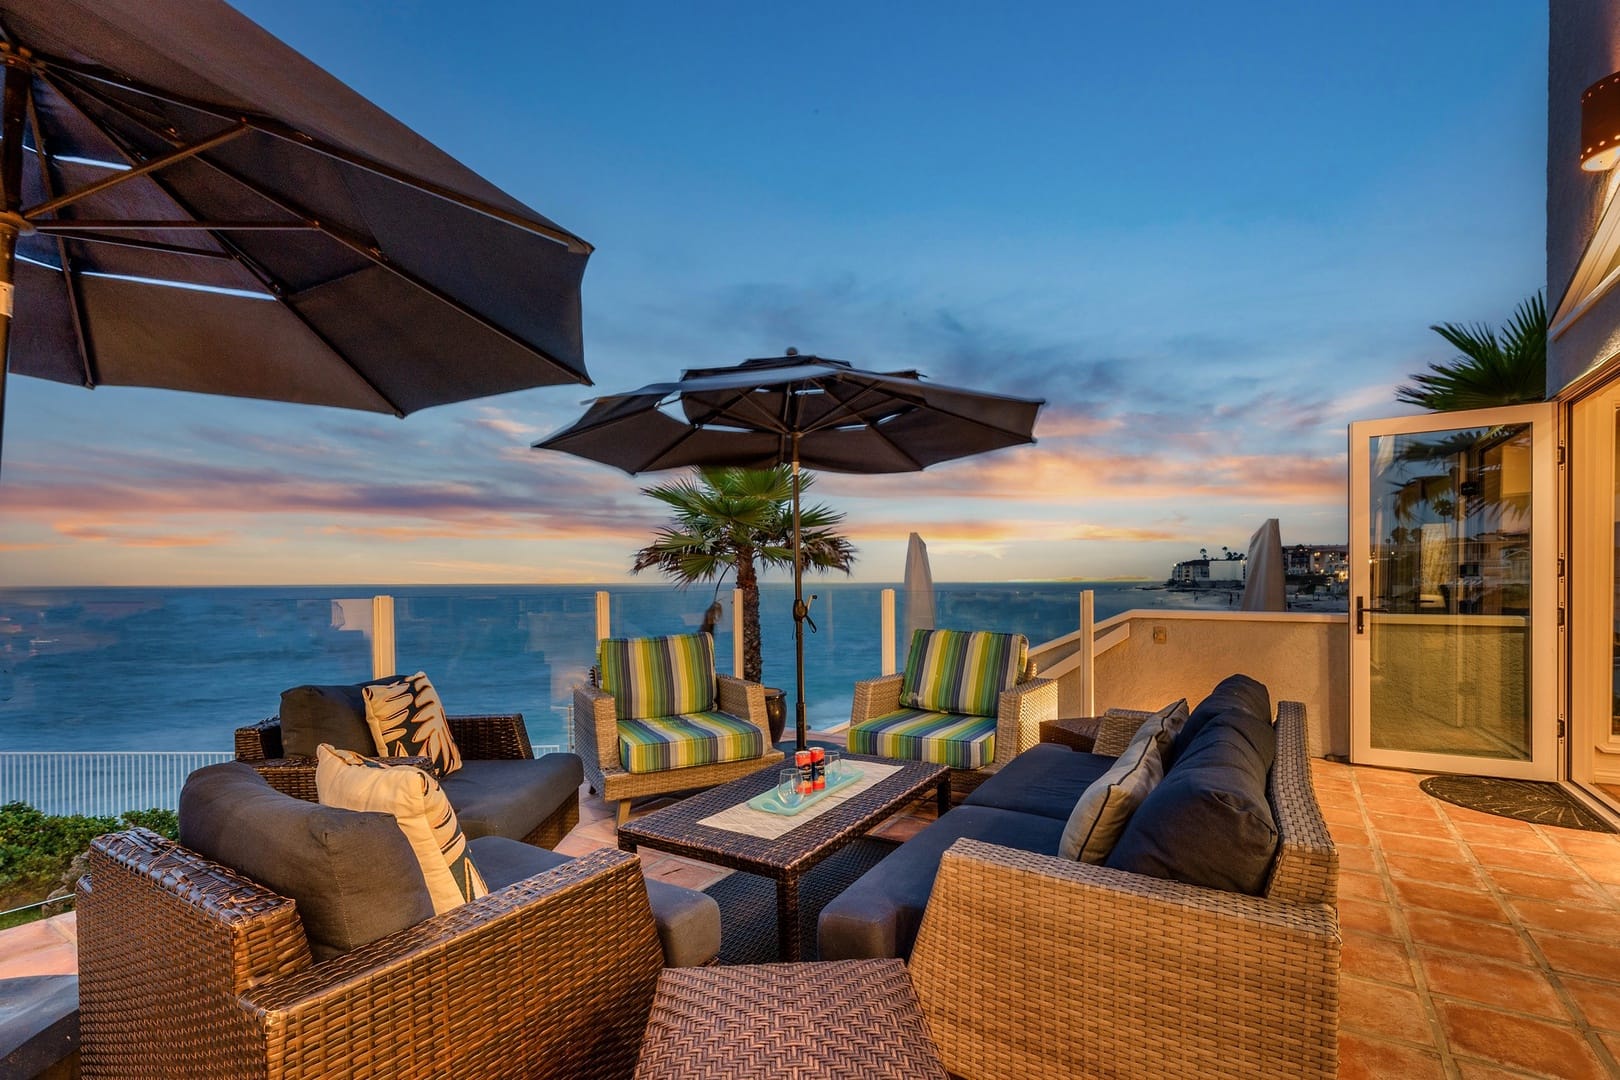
3;754;1619;1079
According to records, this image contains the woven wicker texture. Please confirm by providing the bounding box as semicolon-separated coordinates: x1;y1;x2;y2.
634;960;946;1080
575;677;783;813
906;701;1339;1080
619;756;947;961
79;830;663;1080
702;838;897;964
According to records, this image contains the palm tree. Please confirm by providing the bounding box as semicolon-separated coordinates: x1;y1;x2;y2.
631;466;856;684
1396;292;1547;410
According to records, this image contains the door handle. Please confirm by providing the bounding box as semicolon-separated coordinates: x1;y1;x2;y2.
1355;596;1391;635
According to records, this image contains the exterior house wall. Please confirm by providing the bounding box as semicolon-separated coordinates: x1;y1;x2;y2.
1089;611;1348;758
1548;0;1620;392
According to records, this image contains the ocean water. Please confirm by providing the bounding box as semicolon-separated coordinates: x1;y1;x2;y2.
0;581;1235;753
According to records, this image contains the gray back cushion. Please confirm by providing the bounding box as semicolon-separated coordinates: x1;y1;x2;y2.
1104;691;1278;895
279;679;398;759
179;762;433;962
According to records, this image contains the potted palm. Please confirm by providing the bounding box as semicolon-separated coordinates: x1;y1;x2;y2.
632;465;856;742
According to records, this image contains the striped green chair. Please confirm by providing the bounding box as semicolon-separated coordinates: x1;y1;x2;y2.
574;632;783;825
848;629;1057;799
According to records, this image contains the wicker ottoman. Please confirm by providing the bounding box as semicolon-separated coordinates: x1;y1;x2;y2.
634;959;946;1079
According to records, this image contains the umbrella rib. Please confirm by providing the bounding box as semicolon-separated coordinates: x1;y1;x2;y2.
21;122;249;220
44;71;588;402
22;80;98;387
187;152;590;386
34;68;410;414
31;50;593;255
29;229;259;259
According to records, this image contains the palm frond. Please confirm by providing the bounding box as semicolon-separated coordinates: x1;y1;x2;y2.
1396;291;1546;411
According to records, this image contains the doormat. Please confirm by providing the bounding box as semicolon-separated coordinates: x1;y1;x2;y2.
703;837;898;964
1418;776;1617;833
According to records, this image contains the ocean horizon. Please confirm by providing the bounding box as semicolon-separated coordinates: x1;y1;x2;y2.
0;580;1293;754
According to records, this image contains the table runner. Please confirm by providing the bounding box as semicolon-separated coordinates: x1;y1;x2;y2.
697;760;903;840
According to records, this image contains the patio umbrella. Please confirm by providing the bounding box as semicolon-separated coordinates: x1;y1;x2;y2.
536;352;1044;750
903;531;935;644
0;0;593;469
1239;518;1286;612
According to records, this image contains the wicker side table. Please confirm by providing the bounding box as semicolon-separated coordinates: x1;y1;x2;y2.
1039;715;1104;752
634;959;947;1079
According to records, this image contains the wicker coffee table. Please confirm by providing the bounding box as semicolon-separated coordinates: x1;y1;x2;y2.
617;754;949;961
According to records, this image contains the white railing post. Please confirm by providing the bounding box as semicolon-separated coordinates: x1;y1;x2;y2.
880;588;897;675
371;595;396;678
595;590;611;644
1079;589;1095;716
732;588;744;678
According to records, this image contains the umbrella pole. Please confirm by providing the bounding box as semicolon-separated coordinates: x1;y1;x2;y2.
0;56;29;476
790;438;808;752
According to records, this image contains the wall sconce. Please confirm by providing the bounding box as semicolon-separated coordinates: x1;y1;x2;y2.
1582;72;1620;170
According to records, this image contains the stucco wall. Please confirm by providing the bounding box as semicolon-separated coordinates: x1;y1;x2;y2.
1548;0;1620;392
1090;611;1349;758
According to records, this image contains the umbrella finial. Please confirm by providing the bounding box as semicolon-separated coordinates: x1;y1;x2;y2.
785;346;798;356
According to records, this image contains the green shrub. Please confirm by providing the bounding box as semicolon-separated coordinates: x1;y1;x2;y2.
0;802;180;912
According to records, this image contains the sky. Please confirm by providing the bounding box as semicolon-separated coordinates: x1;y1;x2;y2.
0;2;1549;587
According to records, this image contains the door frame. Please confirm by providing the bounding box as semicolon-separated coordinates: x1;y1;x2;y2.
1348;403;1559;779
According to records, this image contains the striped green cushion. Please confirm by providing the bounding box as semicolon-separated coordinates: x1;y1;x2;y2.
898;629;1028;716
599;633;716;721
848;708;997;770
617;711;766;774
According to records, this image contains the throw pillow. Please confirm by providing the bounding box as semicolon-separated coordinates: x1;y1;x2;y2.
362;671;463;776
315;744;488;914
1058;700;1185;861
1091;697;1191;758
898;629;1029;716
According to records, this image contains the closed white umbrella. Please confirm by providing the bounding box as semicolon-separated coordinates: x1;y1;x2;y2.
903;532;936;644
1239;519;1286;612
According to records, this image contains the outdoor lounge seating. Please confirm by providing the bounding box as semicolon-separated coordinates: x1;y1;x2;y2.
574;632;783;825
235;680;584;848
74;762;720;1079
822;675;1340;1080
847;628;1057;798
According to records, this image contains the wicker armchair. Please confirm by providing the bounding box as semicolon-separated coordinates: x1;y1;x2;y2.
905;701;1340;1080
77;829;663;1080
235;711;580;848
849;660;1057;800
576;672;783;826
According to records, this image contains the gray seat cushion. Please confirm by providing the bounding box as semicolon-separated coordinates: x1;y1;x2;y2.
0;974;78;1080
279;679;399;759
438;753;584;842
962;744;1116;820
178;762;433;962
468;836;719;967
818;806;1065;962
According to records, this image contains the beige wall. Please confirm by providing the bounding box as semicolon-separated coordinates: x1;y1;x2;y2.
1088;611;1349;758
1549;0;1620;392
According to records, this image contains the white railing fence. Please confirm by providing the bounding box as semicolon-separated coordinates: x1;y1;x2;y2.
0;752;236;818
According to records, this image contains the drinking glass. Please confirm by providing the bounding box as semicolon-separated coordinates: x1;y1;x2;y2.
777;768;804;809
825;750;843;782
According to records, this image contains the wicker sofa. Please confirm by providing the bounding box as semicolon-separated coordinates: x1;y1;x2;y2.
823;680;1340;1080
236;702;582;849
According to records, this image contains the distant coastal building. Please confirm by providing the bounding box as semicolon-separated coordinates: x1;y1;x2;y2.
1286;544;1349;582
1168;554;1246;587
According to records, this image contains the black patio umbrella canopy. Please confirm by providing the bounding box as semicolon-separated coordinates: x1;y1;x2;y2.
536;353;1045;751
0;0;593;467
